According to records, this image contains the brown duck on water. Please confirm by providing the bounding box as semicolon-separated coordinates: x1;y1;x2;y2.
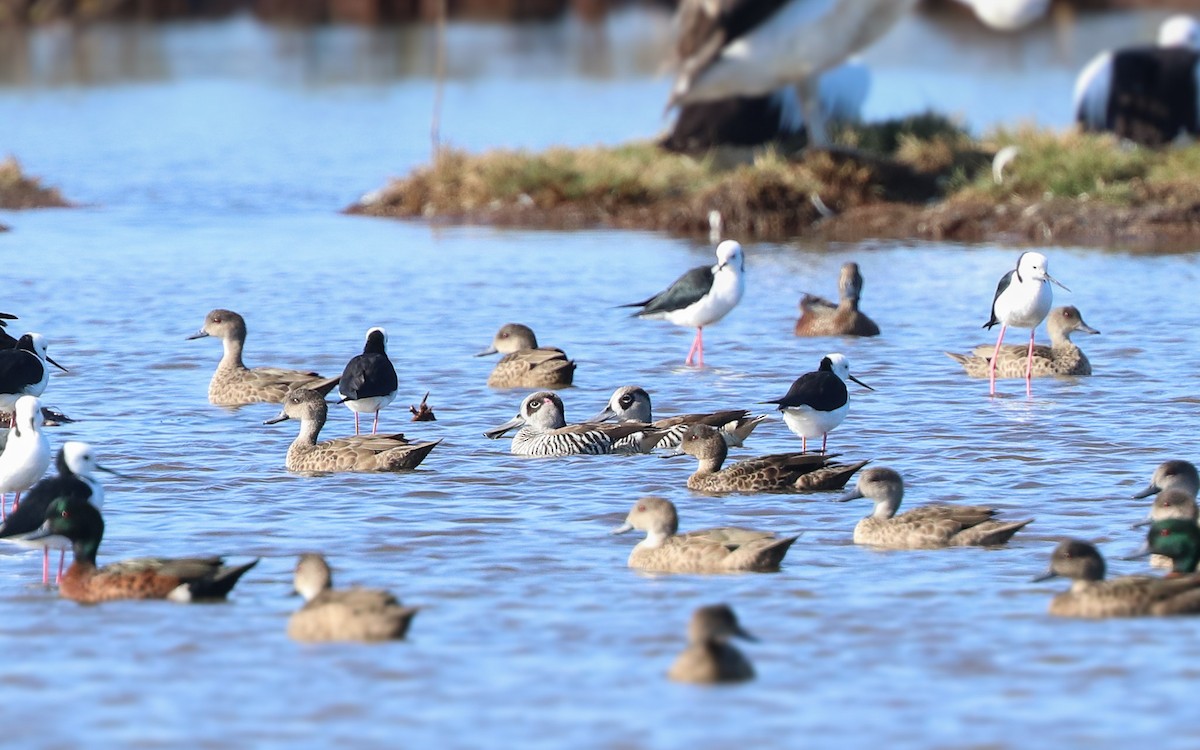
836;467;1031;549
265;387;439;473
611;496;797;574
667;604;757;684
1032;521;1200;618
945;305;1099;378
676;423;867;493
287;554;418;643
188;309;338;406
476;323;575;389
794;262;880;338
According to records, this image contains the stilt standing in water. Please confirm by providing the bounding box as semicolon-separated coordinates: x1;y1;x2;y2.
982;252;1068;397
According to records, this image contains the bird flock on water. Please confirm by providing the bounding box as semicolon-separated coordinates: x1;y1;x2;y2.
4;0;1200;678
0;230;1190;676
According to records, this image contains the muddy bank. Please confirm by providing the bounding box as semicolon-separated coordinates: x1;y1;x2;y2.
0;158;70;223
347;122;1200;251
818;195;1200;251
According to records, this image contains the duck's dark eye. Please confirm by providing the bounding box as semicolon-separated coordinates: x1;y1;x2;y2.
213;316;222;323
60;510;70;519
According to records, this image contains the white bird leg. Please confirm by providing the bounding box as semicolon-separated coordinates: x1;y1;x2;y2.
353;411;361;436
372;411;380;435
798;80;829;148
989;323;1008;397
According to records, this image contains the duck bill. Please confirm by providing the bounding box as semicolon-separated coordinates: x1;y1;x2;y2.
474;345;498;358
1132;484;1159;500
263;410;290;425
1130;519;1152;529
660;451;687;460
733;625;758;642
847;374;874;392
186;329;210;341
483;415;524;439
1046;273;1070;292
1077;322;1100;335
835;489;864;503
586;406;617;423
45;354;68;373
1030;571;1058;583
610;521;634;535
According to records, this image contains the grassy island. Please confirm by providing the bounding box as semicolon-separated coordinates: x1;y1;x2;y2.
348;117;1200;250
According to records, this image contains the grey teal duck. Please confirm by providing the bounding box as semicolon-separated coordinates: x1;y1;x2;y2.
265;387;439;472
611;496;797;574
287;554;418;643
188;309;338;406
946;305;1099;378
667;604;756;684
476;323;575;389
836;467;1031;549
1032;523;1200;618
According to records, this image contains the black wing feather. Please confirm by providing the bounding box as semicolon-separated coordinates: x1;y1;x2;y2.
763;371;848;412
0;350;42;392
622;265;714;316
339;353;399;401
983;269;1015;329
0;475;91;539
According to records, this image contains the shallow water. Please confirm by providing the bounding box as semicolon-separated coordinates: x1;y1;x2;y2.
2;10;1200;750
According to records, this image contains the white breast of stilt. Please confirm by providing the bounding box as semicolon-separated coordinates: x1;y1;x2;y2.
994;276;1053;330
662;260;745;329
782;403;848;439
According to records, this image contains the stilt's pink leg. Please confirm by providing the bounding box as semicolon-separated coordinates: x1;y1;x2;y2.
1;492;6;521
801;436;808;453
695;327;705;368
1025;330;1036;396
989;323;1008;397
42;548;49;586
11;491;20;513
353;411;361;435
372;411;380;435
684;331;701;366
56;551;65;584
